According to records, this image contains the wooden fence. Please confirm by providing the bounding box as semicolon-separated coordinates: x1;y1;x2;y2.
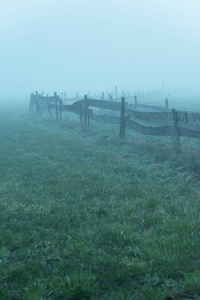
29;92;200;151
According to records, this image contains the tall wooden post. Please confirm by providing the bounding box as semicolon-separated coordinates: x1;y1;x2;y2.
59;97;62;121
184;111;188;123
115;86;118;100
134;96;138;105
29;94;34;114
165;98;169;108
46;100;53;119
120;97;126;140
79;103;83;125
172;108;181;152
54;92;59;121
84;95;89;127
35;91;40;116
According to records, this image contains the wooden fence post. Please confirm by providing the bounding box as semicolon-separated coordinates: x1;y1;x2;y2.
165;98;169;108
184;111;188;123
29;94;34;114
120;97;126;140
115;86;118;100
54;92;59;121
172;108;181;152
46;95;53;119
84;95;89;127
35;91;40;116
59;97;62;121
134;96;138;105
79;103;83;125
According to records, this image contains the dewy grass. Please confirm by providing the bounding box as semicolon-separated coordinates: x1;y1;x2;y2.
1;104;200;299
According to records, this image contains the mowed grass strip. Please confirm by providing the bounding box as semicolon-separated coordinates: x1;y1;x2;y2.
1;106;200;299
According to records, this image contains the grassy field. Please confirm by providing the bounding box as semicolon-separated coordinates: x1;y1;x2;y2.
1;101;200;299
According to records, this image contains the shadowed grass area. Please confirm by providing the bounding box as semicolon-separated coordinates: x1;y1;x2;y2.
1;104;200;299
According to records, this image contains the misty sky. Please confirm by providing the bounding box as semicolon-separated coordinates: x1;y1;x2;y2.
1;0;200;97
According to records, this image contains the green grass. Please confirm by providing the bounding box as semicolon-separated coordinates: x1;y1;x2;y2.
1;103;200;299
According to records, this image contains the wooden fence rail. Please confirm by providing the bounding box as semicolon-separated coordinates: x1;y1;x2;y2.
29;92;200;151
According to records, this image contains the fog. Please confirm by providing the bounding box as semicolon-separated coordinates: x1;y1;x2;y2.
1;0;200;100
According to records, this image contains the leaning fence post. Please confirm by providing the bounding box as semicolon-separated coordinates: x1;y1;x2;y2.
84;95;89;127
59;97;62;121
35;91;40;116
46;95;53;119
184;111;188;123
172;108;181;152
120;97;126;140
134;96;138;105
54;92;59;121
115;85;118;100
79;103;83;125
165;98;169;108
29;94;33;114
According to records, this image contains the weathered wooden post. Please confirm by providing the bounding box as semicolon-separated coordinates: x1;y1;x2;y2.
46;94;53;119
54;92;59;121
172;108;181;152
120;97;126;140
165;98;169;108
29;94;34;114
134;96;138;105
84;95;89;127
59;97;62;121
35;91;40;116
79;103;83;125
184;111;188;123
115;85;118;100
